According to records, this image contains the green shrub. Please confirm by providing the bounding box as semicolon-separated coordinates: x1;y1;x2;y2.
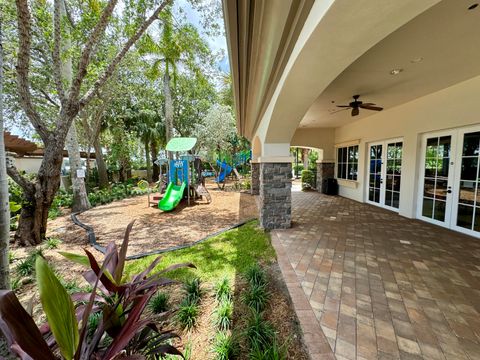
213;332;239;360
214;299;233;331
10;277;21;291
149;292;169;314
183;277;203;304
242;283;270;313
249;337;288;360
16;250;42;277
244;264;267;287
214;277;232;302
301;170;315;190
8;251;16;264
177;298;199;330
245;312;276;350
45;237;61;249
87;312;102;338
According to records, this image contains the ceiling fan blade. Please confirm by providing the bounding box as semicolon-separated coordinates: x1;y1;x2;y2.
359;104;383;111
351;107;359;116
361;103;376;106
330;108;350;114
336;105;351;108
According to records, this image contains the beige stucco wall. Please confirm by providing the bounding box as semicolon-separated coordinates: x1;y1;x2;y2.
13;157;42;174
331;74;480;218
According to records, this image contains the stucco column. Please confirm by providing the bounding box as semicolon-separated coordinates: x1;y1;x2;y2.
251;162;260;195
316;161;335;193
259;158;292;229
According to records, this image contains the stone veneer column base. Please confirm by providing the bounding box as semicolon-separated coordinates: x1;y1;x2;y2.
316;162;335;192
251;162;260;195
259;162;291;229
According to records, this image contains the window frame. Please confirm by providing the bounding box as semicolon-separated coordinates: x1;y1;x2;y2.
336;145;359;181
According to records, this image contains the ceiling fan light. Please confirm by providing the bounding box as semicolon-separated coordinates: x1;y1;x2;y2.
390;68;403;75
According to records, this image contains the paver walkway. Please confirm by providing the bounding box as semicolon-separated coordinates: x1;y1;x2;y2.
274;190;480;360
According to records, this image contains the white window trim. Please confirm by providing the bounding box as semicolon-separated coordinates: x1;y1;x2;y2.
335;144;359;182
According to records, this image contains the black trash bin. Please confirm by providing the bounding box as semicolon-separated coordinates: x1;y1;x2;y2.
322;178;338;195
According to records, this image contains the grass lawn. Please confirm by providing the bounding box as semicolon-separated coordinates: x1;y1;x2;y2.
124;220;276;282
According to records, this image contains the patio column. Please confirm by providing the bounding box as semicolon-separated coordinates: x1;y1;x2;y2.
259;158;292;229
316;161;334;193
251;161;260;195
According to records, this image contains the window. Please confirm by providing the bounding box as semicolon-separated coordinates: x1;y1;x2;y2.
337;145;359;180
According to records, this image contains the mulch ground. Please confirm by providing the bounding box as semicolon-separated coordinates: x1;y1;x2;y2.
50;179;258;256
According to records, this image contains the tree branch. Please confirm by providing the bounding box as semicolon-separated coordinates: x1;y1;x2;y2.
39;89;60;108
5;156;34;194
79;0;171;110
15;0;51;142
67;0;119;103
52;0;66;103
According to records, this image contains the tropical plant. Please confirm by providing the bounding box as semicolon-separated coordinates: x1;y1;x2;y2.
242;283;270;313
183;277;203;304
244;263;267;287
0;220;194;359
149;291;170;314
249;337;288;360
212;331;238;360
177;298;199;330
214;277;232;302
45;237;61;249
214;299;233;331
245;312;276;351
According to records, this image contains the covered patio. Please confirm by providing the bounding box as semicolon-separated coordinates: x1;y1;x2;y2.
274;188;480;359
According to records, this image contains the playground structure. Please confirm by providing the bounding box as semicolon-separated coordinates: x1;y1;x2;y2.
147;137;211;212
214;150;251;189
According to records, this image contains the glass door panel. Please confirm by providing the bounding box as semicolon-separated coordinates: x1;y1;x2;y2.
367;139;403;210
455;131;480;232
421;136;451;222
368;144;382;203
385;142;402;209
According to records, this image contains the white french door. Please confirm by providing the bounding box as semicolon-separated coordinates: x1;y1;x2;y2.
417;125;480;237
366;139;403;211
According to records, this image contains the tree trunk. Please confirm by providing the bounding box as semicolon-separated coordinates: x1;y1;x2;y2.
163;72;173;159
151;140;159;182
0;22;10;288
93;136;109;189
11;139;64;246
145;140;152;183
66;124;91;212
60;0;90;212
302;148;309;170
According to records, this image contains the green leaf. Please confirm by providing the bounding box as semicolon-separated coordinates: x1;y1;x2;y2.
9;201;21;213
59;251;91;267
36;256;79;360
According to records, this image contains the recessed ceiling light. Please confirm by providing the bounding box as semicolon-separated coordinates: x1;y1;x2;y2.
390;68;403;75
411;57;423;63
468;3;478;10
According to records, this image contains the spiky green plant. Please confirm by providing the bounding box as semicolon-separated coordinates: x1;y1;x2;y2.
242;283;270;313
183;277;203;304
177;298;199;330
244;263;267;287
149;292;170;314
245;312;276;350
249;336;288;360
214;299;233;331
213;332;239;360
45;237;62;249
214;277;232;302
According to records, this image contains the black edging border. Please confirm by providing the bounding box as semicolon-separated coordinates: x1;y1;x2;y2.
71;212;257;260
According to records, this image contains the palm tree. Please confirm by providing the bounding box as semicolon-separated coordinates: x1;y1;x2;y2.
139;5;211;155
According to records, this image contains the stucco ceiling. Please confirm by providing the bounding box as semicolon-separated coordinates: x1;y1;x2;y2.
299;0;480;129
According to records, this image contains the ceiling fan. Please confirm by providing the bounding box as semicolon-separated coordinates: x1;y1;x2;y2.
334;95;383;116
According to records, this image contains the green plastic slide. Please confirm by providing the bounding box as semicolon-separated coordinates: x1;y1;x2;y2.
158;182;186;211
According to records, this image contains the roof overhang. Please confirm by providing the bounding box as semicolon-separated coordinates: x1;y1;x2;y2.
222;0;314;140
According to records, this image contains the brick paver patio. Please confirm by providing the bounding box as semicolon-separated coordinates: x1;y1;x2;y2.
274;189;480;360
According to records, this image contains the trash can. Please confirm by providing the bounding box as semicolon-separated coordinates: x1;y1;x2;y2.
322;178;338;195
